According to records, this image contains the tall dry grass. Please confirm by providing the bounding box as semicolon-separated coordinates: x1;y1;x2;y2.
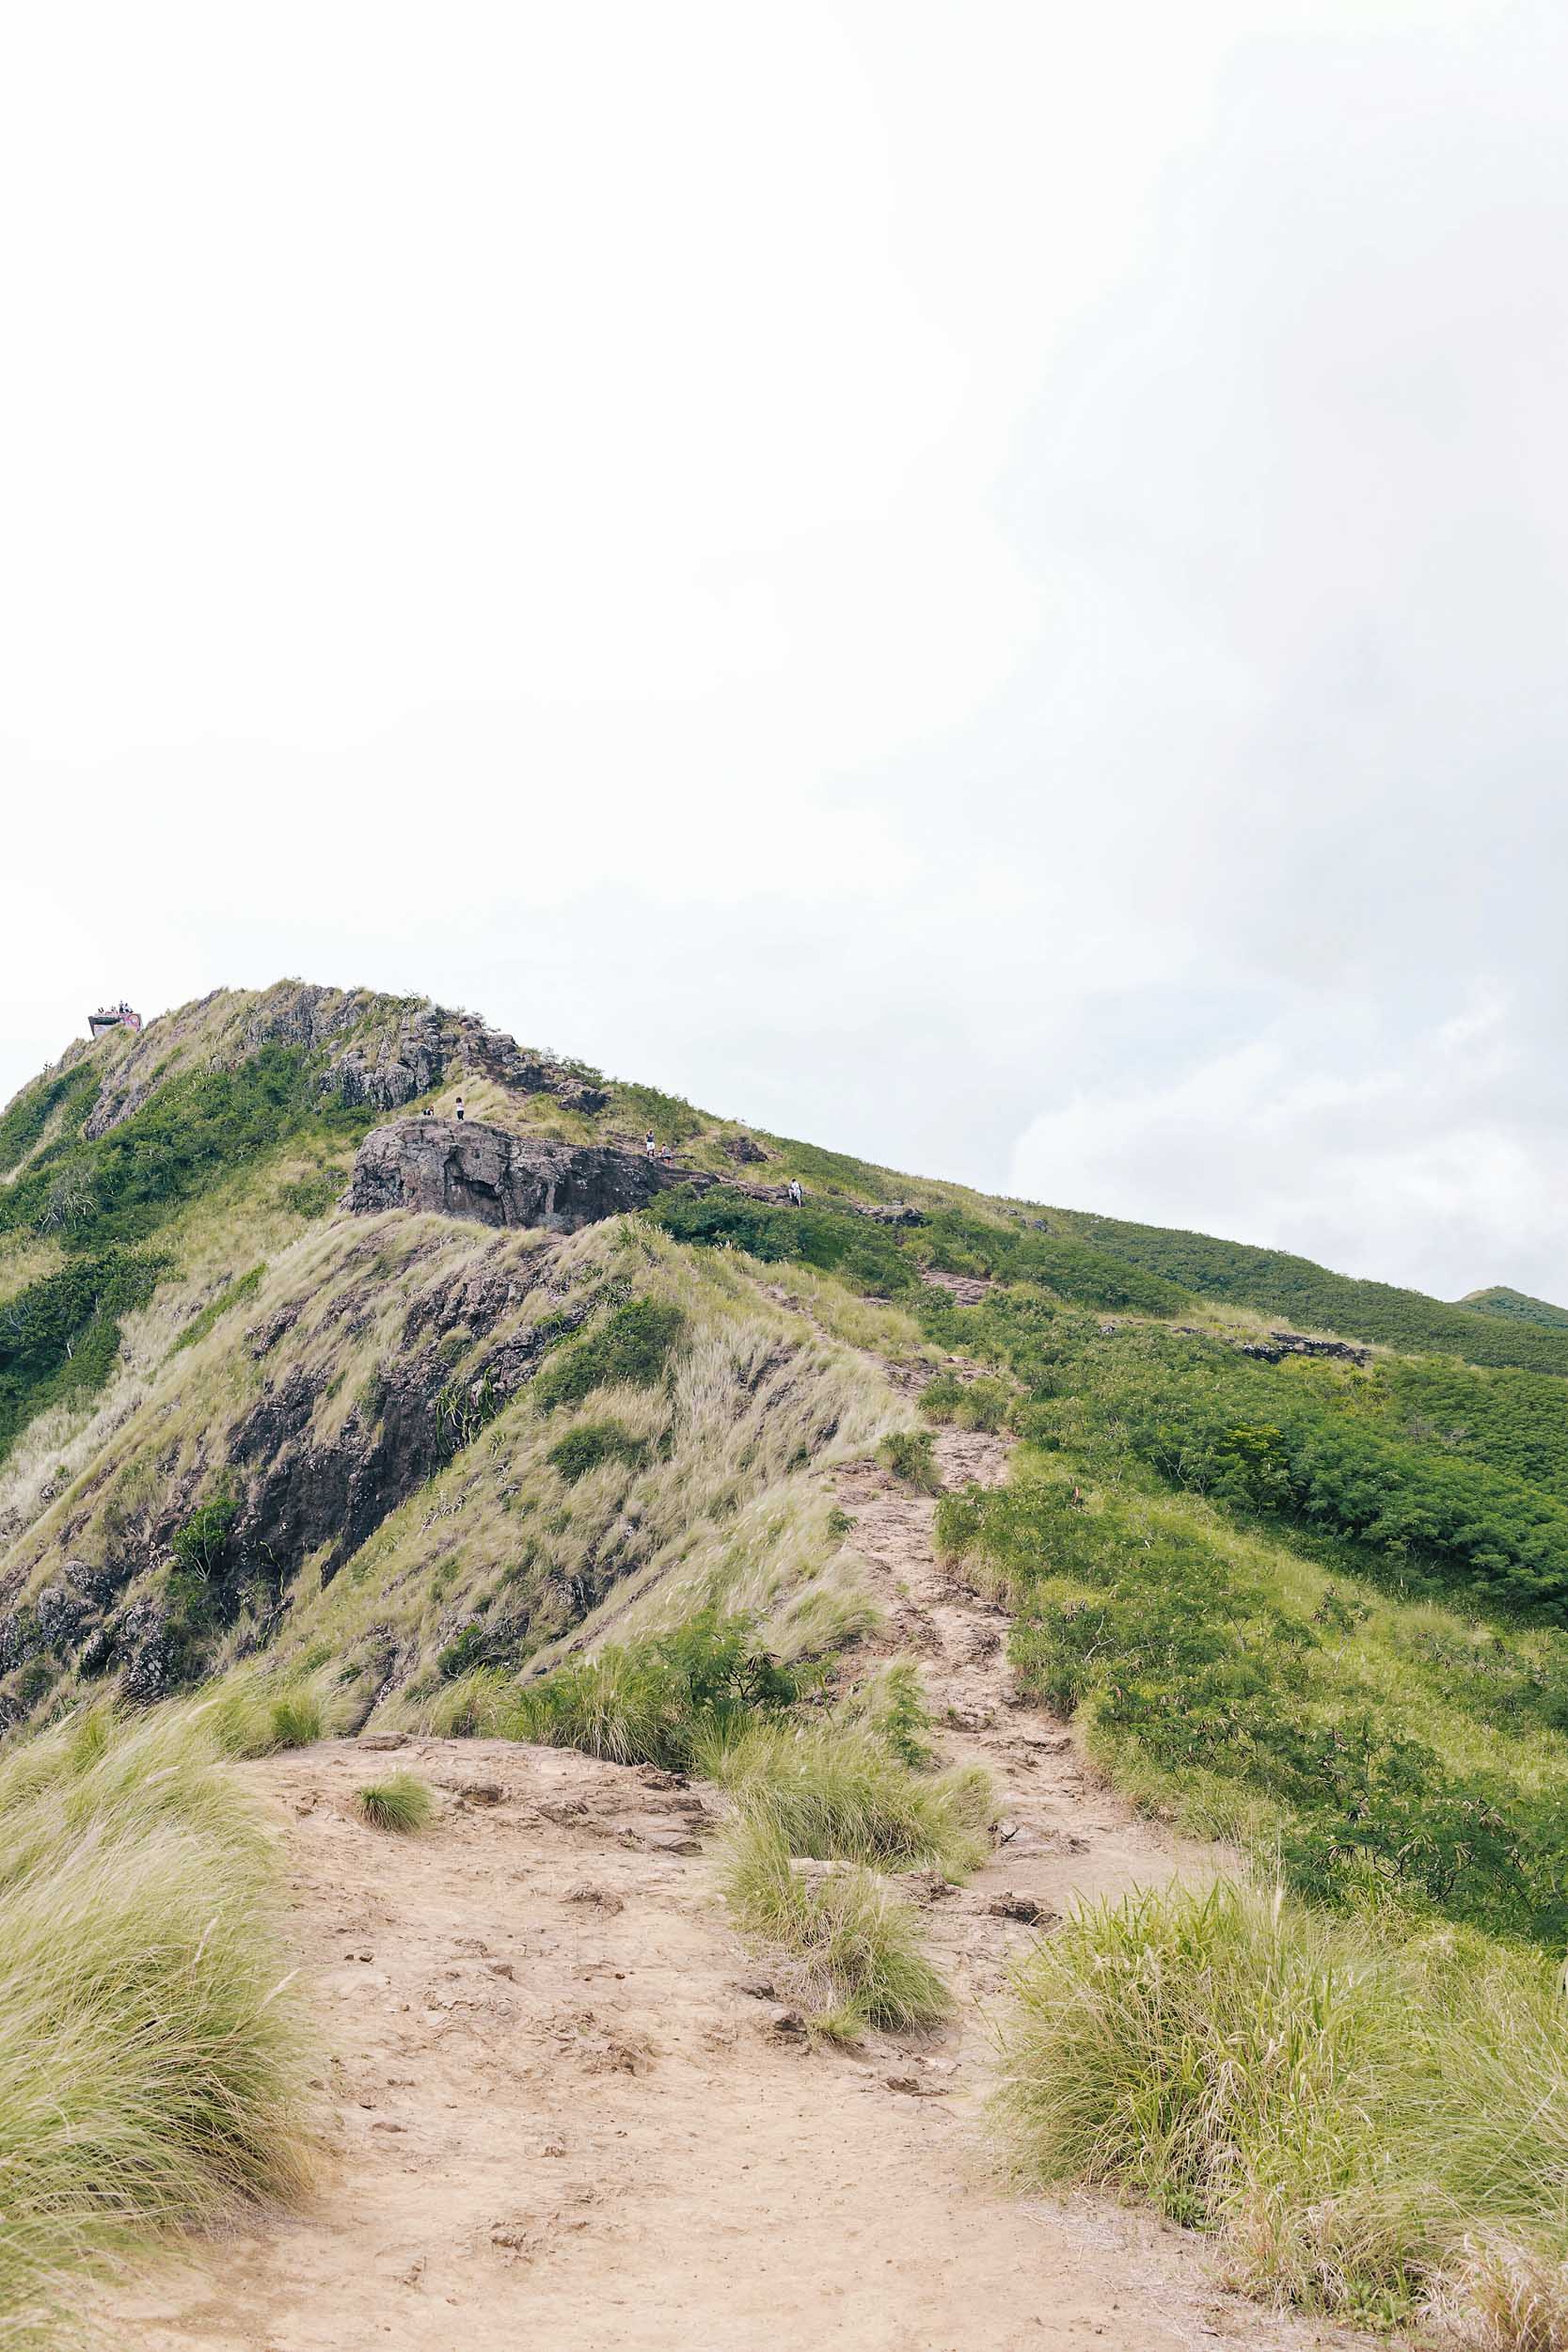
0;1706;312;2347
993;1876;1568;2342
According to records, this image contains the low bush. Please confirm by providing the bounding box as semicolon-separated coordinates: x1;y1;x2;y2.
546;1417;652;1485
512;1611;800;1770
832;1660;935;1769
532;1296;686;1412
354;1772;434;1833
919;1372;1013;1434
994;1877;1568;2335
0;1706;311;2338
721;1817;950;2037
879;1427;942;1493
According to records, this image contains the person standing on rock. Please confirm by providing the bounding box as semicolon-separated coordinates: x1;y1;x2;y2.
645;1130;657;1158
455;1094;466;1122
787;1179;803;1207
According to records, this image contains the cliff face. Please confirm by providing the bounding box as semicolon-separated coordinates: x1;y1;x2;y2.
345;1119;703;1232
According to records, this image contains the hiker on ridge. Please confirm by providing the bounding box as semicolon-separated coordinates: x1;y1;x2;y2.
455;1094;466;1122
645;1130;657;1158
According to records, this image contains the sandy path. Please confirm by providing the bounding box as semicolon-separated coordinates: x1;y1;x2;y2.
115;1431;1363;2352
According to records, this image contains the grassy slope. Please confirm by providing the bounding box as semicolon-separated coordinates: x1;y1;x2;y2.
1461;1282;1568;1330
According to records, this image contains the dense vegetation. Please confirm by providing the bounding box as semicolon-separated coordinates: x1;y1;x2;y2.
648;1185;1191;1315
1054;1207;1568;1375
1461;1282;1568;1330
0;1043;374;1256
0;1248;166;1458
932;1298;1568;1621
0;1060;99;1179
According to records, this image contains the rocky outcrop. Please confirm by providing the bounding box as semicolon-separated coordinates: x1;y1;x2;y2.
346;1119;705;1232
1242;1329;1373;1369
79;984;611;1139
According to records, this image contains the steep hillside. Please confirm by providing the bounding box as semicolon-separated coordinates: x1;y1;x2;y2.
4;975;1568;1738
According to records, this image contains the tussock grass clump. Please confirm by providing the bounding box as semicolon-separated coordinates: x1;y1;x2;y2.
708;1719;993;1878
994;1876;1568;2338
208;1677;332;1759
0;1705;311;2342
354;1772;434;1833
721;1818;950;2036
509;1612;800;1772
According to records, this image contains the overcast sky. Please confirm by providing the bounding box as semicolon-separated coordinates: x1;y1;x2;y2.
2;0;1563;1303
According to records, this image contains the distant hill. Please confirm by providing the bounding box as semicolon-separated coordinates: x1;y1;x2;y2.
1051;1209;1568;1377
1458;1284;1568;1332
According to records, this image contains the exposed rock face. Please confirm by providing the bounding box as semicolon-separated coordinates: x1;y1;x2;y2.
347;1120;703;1232
1243;1328;1373;1369
721;1133;769;1165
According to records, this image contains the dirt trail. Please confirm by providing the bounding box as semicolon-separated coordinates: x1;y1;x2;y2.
117;1431;1360;2352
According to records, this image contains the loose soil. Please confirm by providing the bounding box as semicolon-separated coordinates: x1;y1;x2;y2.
115;1427;1365;2352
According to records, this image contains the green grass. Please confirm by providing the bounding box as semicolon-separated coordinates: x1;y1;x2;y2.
706;1719;993;1878
940;1463;1568;1945
721;1816;950;2036
0;1705;312;2344
170;1263;267;1355
353;1772;434;1833
879;1427;942;1493
1053;1206;1568;1376
531;1295;686;1411
505;1612;801;1769
994;1877;1568;2336
209;1678;330;1759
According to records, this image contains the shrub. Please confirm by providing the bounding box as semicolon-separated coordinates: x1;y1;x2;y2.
879;1428;942;1494
546;1418;652;1485
920;1372;1013;1434
708;1721;993;1878
0;1248;166;1461
994;1877;1568;2332
354;1772;434;1833
0;1706;311;2337
513;1612;799;1770
532;1297;685;1412
721;1818;950;2037
276;1170;341;1220
170;1491;239;1581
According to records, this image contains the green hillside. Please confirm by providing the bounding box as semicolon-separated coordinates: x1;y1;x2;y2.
1052;1207;1568;1375
1460;1282;1568;1331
